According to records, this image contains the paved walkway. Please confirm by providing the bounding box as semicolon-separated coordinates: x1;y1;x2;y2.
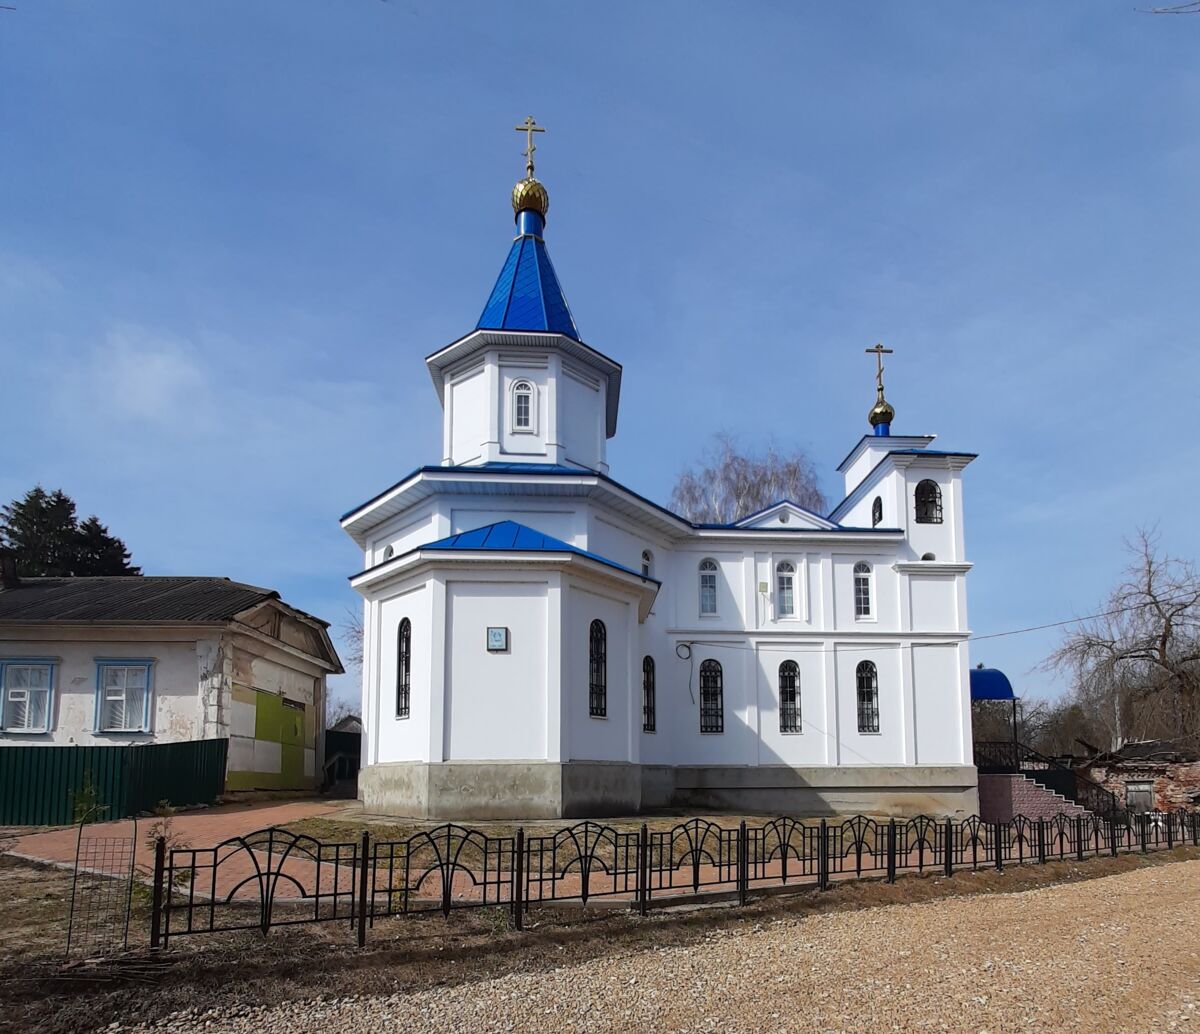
6;799;340;879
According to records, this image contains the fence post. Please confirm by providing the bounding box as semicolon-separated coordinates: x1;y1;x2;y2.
1167;813;1175;851
149;835;166;950
637;823;648;917
1193;811;1199;848
356;831;370;948
1109;818;1118;857
512;828;524;931
1037;820;1046;864
1140;814;1149;854
737;820;748;907
818;819;829;891
943;818;953;879
1075;816;1084;862
994;822;1004;872
886;819;896;884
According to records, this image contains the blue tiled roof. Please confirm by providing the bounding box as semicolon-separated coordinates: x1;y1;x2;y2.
476;234;579;338
421;520;653;581
970;667;1017;701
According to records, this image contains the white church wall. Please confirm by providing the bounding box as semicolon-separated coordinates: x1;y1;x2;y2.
670;549;747;629
443;581;549;761
833;644;907;764
904;470;958;563
559;362;606;472
831;553;899;631
755;643;830;766
907;573;961;632
667;643;760;767
374;584;431;764
564;583;634;763
498;360;550;460
911;642;966;765
447;361;489;466
449;504;582;543
369;504;439;566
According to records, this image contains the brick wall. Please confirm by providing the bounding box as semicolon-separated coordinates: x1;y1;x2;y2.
978;773;1090;822
1083;761;1200;812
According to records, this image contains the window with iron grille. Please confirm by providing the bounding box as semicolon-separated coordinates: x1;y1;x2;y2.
699;559;718;615
699;659;724;733
641;550;653;578
915;479;943;524
856;660;880;733
779;660;800;733
642;655;656;732
871;495;883;527
853;562;872;619
589;620;607;717
776;561;795;618
396;618;411;718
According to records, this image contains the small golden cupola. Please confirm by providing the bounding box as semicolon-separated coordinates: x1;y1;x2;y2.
865;343;895;436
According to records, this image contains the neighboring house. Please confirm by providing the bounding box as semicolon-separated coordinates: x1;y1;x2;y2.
0;571;343;792
1078;740;1200;814
341;142;981;820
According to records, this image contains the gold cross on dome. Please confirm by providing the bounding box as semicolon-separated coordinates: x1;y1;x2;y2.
865;343;894;393
514;116;545;177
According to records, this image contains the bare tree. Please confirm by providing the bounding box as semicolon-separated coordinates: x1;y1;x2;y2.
670;433;825;525
1046;530;1200;750
341;605;364;673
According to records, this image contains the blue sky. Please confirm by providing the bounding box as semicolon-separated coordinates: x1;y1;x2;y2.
3;2;1198;707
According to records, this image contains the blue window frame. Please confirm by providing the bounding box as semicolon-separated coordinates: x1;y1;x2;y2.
0;658;57;734
94;659;154;734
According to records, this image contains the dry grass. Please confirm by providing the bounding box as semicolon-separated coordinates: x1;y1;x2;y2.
1;843;1196;1034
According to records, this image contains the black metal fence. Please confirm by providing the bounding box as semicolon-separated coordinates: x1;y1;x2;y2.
150;808;1200;951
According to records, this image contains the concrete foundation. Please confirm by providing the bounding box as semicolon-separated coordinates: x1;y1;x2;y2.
360;761;979;819
359;760;641;819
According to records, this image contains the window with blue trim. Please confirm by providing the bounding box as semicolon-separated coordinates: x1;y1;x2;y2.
96;661;153;733
1;660;55;733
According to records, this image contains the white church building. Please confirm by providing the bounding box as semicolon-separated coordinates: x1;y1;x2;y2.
342;126;979;819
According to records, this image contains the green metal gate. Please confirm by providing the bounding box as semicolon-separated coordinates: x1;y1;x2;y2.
0;739;228;825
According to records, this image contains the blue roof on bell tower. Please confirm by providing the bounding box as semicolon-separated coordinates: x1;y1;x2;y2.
476;218;579;339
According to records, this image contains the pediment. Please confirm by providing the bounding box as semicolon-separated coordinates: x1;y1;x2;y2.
732;501;837;531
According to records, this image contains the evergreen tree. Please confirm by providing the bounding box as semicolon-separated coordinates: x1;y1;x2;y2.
0;486;141;577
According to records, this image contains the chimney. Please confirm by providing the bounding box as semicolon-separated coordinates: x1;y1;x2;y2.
0;548;19;590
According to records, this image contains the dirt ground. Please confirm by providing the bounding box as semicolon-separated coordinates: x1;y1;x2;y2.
2;846;1198;1034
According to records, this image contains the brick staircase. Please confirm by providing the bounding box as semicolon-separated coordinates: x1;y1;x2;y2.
978;772;1091;822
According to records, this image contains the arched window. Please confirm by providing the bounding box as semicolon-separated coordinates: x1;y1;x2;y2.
511;380;536;433
853;561;873;619
396;618;411;719
642;656;656;732
871;496;883;528
779;660;800;734
776;561;795;618
641;550;653;579
915;479;942;524
588;619;607;717
921;552;937;562
856;660;880;733
699;659;724;733
699;559;718;616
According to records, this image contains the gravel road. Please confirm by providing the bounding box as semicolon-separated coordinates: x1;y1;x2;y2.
127;860;1200;1034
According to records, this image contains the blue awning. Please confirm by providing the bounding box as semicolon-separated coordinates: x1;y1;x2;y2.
970;667;1017;702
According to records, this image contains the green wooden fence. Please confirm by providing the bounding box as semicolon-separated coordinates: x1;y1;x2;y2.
0;738;228;826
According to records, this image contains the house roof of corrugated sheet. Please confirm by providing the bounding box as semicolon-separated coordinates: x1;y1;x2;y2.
0;576;283;624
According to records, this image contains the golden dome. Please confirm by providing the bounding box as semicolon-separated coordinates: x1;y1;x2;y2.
512;176;549;219
868;392;895;427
